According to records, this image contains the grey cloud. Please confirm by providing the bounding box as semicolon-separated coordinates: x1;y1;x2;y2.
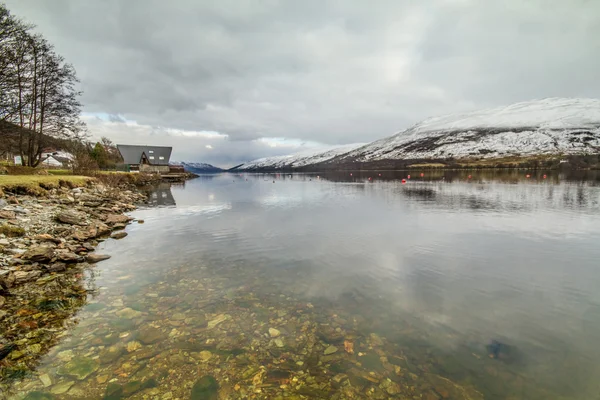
4;0;600;166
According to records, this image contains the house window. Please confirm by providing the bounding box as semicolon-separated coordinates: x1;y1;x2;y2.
159;156;164;160
149;156;155;160
149;150;154;154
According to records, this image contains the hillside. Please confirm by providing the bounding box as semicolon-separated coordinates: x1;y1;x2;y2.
331;98;600;166
232;143;365;171
231;98;600;172
170;162;223;173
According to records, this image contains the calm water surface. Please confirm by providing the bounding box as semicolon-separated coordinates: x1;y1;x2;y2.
6;171;600;399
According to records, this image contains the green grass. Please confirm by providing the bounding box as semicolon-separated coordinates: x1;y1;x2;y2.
0;175;90;187
0;224;26;237
47;169;73;175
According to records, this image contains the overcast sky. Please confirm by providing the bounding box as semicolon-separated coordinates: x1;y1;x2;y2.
4;0;600;167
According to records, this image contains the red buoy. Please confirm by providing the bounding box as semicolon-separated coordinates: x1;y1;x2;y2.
401;179;406;184
543;174;547;179
468;175;472;179
378;173;381;176
407;175;411;179
526;174;531;178
368;177;372;181
350;173;352;176
420;173;424;177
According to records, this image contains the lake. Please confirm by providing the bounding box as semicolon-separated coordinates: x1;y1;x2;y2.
5;170;600;399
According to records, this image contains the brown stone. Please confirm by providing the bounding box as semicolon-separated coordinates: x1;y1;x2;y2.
21;246;55;263
34;234;61;244
14;270;42;284
0;210;16;220
104;214;131;225
72;221;111;241
56;211;86;226
44;262;67;273
56;252;83;263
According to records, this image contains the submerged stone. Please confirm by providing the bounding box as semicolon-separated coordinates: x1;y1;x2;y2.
57;356;99;380
190;375;219;400
24;391;55;400
324;345;338;355
138;326;166;344
103;382;123;400
50;380;75;394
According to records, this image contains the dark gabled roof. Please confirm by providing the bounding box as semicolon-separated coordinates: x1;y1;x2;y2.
117;144;172;165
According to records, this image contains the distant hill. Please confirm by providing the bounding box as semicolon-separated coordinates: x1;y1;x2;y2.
230;143;365;171
233;98;600;171
170;161;223;173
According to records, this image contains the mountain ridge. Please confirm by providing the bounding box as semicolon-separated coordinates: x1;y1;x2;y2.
234;98;600;171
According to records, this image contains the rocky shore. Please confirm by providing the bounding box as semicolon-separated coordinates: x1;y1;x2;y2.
0;181;145;291
0;179;147;386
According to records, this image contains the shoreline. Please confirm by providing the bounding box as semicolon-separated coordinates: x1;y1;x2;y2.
0;178;148;384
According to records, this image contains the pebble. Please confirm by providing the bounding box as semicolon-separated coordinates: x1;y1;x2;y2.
39;373;52;387
269;327;281;338
324;345;338;355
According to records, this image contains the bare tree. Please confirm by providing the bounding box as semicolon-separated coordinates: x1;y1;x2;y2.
0;3;86;167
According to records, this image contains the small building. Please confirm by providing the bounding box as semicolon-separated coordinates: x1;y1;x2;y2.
117;144;172;173
40;149;74;168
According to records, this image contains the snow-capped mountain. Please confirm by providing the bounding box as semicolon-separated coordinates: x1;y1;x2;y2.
234;143;366;171
170;161;223;173
335;98;600;163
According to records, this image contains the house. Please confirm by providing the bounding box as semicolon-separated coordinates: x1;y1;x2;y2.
117;144;172;173
40;149;74;168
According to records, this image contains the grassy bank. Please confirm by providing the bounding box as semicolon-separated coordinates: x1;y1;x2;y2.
0;175;92;196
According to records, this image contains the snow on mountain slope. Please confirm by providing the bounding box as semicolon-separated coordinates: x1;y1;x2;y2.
170;161;223;172
338;98;600;162
236;143;366;170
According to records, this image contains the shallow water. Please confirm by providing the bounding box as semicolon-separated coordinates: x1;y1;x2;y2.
4;170;600;399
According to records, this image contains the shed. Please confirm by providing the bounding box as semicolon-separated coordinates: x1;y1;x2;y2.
117;144;172;173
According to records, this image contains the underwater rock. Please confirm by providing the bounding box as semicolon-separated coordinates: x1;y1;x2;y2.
191;375;219;400
57;356;99;380
50;380;74;394
138;326;166;345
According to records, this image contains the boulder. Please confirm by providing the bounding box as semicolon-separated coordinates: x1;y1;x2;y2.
56;211;86;226
21;246;55;263
110;231;128;240
86;254;111;263
56;252;83;263
104;214;131;225
72;221;111;241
